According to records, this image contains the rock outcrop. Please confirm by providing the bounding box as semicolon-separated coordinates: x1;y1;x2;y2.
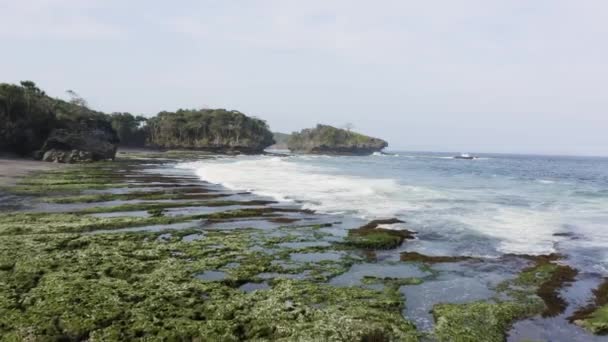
287;124;388;155
146;109;275;153
1;81;120;162
40;127;119;163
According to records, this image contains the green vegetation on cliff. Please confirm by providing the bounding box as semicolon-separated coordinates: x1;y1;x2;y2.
0;82;116;156
1;81;277;158
0;81;118;160
288;124;388;155
146;109;274;153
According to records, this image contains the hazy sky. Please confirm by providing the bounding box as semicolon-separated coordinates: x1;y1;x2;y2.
2;0;607;155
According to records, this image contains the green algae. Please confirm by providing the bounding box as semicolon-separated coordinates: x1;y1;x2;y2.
0;158;425;340
569;278;608;334
576;306;608;335
345;219;416;250
0;228;419;341
76;199;273;214
43;191;224;204
497;255;578;317
432;301;543;342
0;212;194;235
427;254;579;341
362;276;424;289
205;208;280;220
345;230;407;249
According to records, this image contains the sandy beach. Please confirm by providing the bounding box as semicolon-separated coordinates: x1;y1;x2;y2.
0;156;65;186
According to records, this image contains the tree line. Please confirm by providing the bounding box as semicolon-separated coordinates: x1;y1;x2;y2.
0;81;274;156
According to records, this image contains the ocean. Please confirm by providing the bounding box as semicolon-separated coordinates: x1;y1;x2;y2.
178;151;608;340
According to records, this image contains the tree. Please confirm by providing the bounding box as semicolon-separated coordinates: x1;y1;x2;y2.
343;122;355;131
66;89;88;108
110;113;148;147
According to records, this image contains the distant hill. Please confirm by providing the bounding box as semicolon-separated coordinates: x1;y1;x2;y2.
287;124;388;155
268;132;291;150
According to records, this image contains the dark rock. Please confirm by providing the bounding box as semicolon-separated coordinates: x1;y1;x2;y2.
40;128;118;163
400;252;476;264
42;149;93;163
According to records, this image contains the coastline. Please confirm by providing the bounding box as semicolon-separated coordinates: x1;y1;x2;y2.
0;150;605;340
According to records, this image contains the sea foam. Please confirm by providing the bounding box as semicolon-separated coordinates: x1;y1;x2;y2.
177;155;607;257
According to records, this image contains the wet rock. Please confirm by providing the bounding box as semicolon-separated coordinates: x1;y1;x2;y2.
345;218;416;249
400;252;476;264
42;149;94;163
569;278;608;334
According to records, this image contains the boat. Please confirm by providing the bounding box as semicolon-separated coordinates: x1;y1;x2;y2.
453;153;476;160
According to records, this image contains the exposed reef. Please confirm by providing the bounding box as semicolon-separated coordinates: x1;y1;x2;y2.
0;150;601;341
569;278;608;334
345;218;416;249
400;252;476;264
0;152;421;341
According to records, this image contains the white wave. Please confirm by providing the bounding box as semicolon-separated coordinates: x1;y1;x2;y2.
177;156;577;255
179;157;435;218
446;206;559;254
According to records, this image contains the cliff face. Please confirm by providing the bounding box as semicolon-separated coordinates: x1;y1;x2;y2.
0;82;119;162
287;124;388;155
146;109;275;153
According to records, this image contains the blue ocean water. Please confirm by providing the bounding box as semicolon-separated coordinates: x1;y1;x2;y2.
178;151;608;340
181;151;608;270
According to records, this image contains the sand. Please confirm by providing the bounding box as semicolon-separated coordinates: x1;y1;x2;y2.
0;156;65;186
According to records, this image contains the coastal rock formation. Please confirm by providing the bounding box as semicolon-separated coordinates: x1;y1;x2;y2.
40;127;119;162
146;109;275;153
287;124;388;155
0;81;120;162
42;149;93;163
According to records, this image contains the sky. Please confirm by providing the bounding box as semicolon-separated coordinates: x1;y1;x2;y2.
1;0;607;156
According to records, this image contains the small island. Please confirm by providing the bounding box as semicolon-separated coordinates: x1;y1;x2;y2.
146;109;275;154
287;124;388;155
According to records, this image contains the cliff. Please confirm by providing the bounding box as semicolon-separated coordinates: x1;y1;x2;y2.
0;81;119;162
287;124;388;155
146;109;274;153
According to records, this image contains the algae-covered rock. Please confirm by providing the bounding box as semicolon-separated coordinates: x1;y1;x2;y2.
346;218;415;249
569;278;608;334
288;124;388;155
432;301;542;342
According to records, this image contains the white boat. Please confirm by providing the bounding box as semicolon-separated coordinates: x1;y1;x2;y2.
453;153;476;160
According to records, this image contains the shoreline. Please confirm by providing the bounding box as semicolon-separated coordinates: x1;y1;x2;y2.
0;150;605;340
0;155;66;186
